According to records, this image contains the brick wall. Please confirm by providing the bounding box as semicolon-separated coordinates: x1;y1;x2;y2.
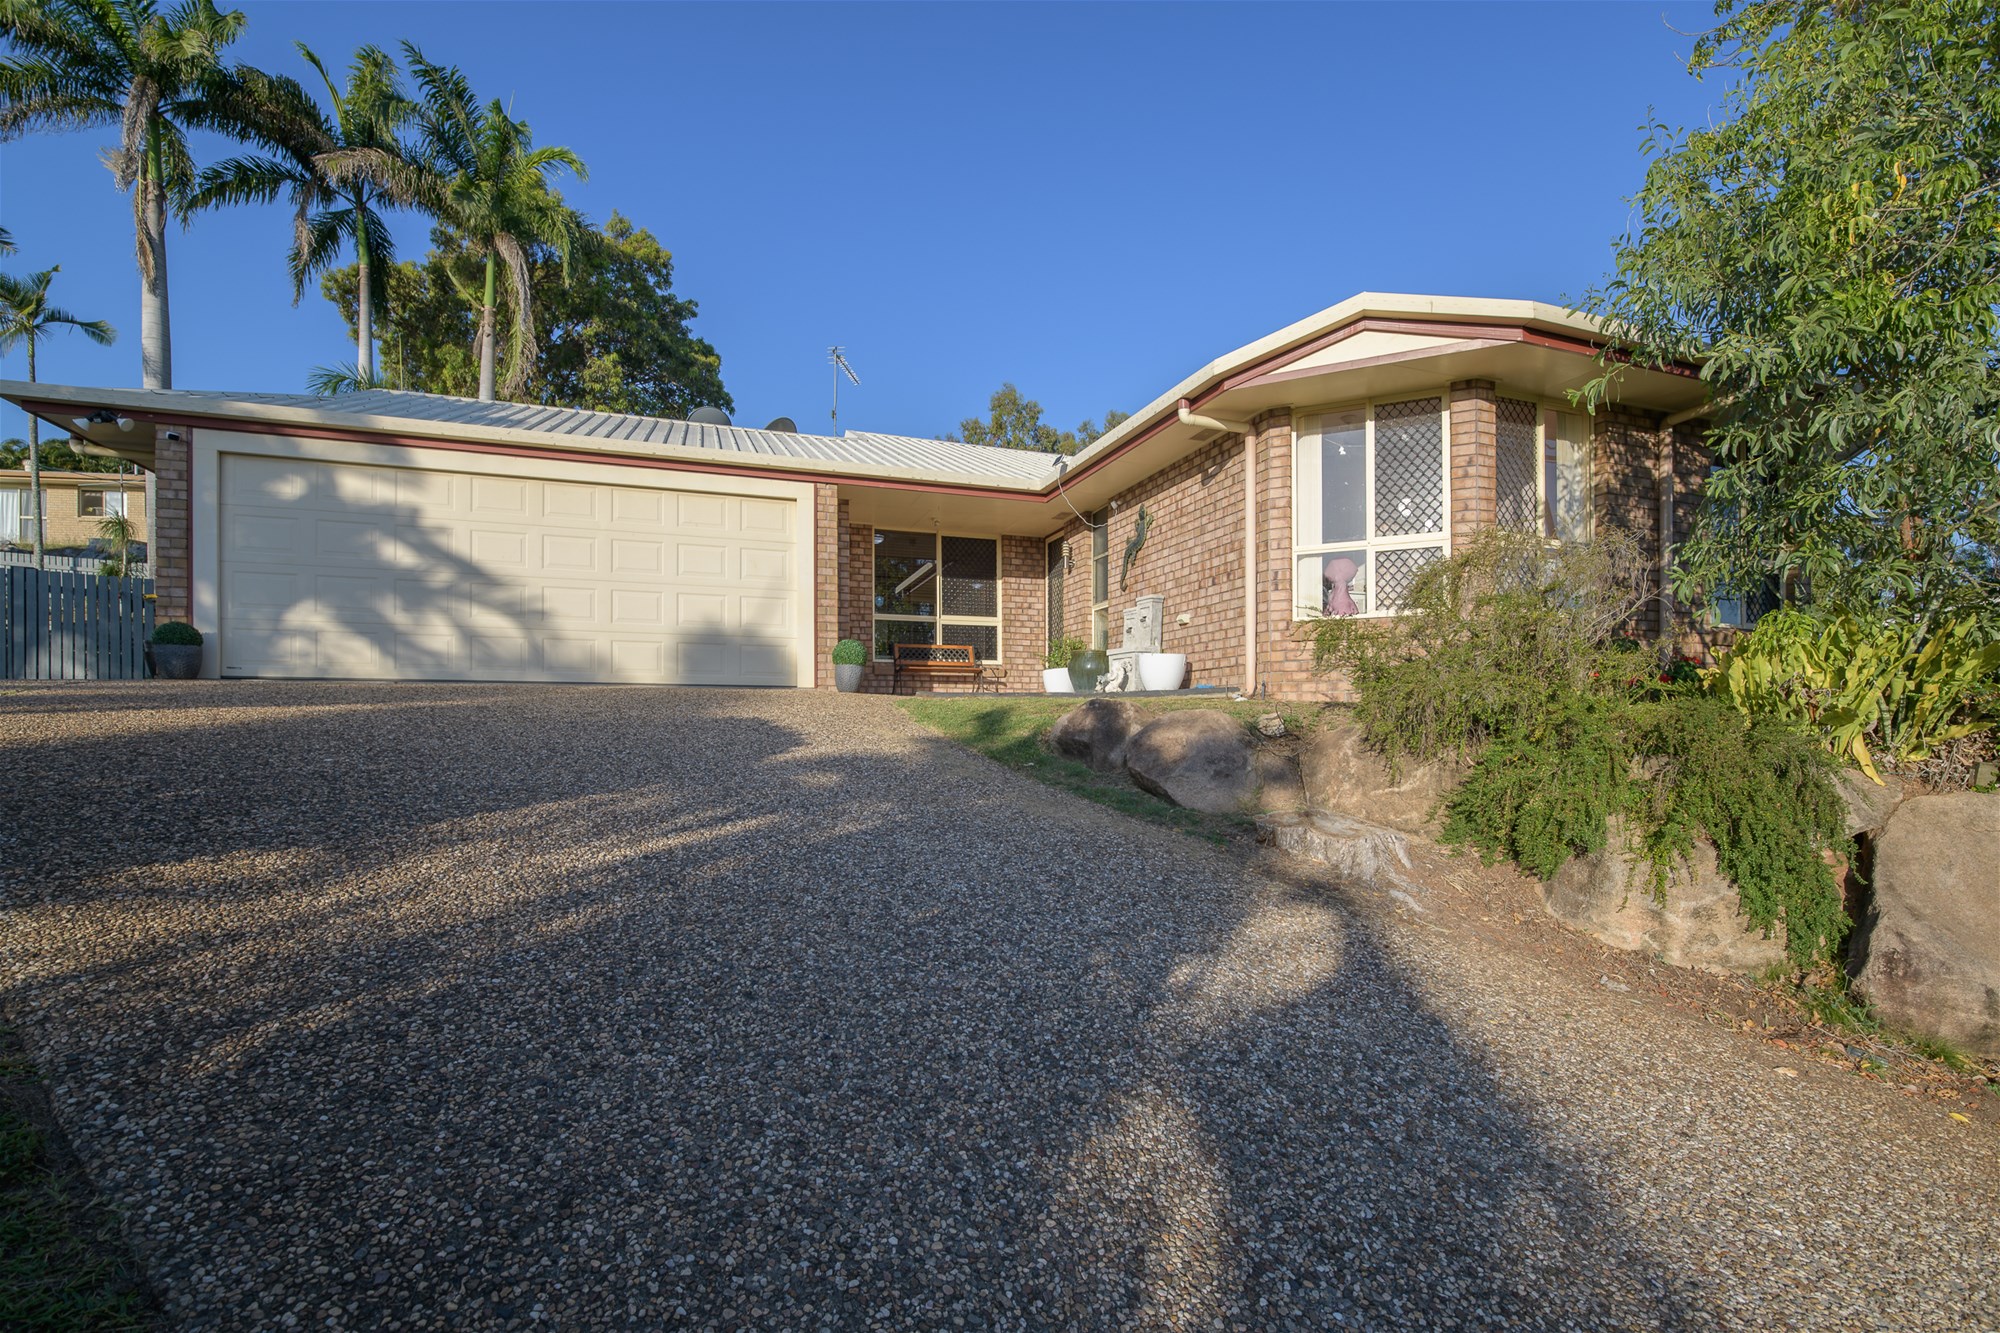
151;427;192;623
1449;380;1498;535
1096;433;1247;690
813;483;839;687
1;472;150;549
996;535;1045;692
1591;404;1669;637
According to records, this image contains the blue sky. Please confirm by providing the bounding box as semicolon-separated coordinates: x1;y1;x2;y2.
1;0;1722;445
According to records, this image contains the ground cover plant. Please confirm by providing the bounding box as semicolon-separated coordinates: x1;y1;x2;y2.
1305;530;1847;966
0;1026;154;1330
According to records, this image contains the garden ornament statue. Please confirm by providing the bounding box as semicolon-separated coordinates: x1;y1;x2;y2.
1120;505;1151;591
1324;555;1361;617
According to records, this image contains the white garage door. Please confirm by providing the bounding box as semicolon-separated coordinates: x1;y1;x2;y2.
217;454;800;684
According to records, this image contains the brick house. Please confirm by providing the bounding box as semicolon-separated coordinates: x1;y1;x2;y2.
0;468;149;550
0;294;1726;696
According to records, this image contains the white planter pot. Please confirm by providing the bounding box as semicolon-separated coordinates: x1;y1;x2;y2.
1137;652;1187;692
1042;667;1075;694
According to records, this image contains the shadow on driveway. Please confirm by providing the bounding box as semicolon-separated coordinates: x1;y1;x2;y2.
0;682;1709;1328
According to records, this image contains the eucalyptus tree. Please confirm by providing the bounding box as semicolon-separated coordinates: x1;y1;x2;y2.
401;43;586;401
0;263;116;565
188;42;414;382
1580;0;2000;629
0;0;248;390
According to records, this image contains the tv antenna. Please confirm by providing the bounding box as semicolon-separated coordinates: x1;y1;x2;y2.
829;346;859;433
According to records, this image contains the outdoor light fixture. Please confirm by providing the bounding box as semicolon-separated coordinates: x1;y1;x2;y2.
116;416;134;431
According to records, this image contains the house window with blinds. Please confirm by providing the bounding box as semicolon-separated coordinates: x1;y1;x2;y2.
1292;396;1450;618
873;530;1002;661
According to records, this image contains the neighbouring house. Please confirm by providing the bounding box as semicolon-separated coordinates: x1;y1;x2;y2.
0;468;149;551
0;294;1730;695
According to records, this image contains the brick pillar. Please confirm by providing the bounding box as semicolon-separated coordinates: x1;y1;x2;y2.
1591;406;1668;637
813;483;839;687
150;426;192;623
1449;380;1497;539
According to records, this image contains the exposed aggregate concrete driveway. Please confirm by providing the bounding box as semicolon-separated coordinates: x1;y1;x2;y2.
0;681;1994;1331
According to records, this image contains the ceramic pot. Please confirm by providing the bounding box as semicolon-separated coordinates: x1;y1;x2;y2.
834;662;864;693
1137;652;1188;692
1067;649;1110;693
1042;667;1074;694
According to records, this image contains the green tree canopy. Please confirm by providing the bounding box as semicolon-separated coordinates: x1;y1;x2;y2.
946;382;1128;454
1581;0;2000;630
321;210;730;416
0;437;126;473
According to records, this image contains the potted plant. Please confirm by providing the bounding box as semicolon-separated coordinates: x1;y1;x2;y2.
151;621;203;679
1068;637;1111;693
1042;636;1085;693
832;638;867;692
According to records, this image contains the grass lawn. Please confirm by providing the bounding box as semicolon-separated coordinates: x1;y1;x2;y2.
0;1026;155;1330
895;694;1326;843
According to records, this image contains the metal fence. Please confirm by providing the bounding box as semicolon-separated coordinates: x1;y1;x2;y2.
2;566;156;680
0;549;153;579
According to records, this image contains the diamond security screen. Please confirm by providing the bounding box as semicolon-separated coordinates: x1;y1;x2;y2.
1374;545;1443;612
940;536;998;618
1495;398;1539;532
1372;398;1443;537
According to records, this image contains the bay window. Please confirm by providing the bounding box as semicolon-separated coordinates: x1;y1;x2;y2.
873;530;1002;661
1293;396;1450;618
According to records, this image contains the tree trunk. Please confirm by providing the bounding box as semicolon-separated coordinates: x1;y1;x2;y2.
354;198;374;384
26;338;43;569
140;119;172;391
476;252;497;401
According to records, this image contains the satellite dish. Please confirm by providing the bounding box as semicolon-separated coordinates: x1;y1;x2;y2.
764;416;798;433
688;406;732;427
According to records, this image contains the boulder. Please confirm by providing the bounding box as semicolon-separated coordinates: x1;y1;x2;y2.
1541;818;1788;977
1252;749;1306;814
1852;792;2000;1058
1833;769;1905;839
1299;721;1461;836
1048;698;1148;773
1124;711;1258;815
1257;811;1422;906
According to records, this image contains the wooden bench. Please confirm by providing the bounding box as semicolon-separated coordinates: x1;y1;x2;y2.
892;642;998;694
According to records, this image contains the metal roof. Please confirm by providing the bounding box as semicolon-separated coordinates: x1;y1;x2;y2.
103;386;1066;484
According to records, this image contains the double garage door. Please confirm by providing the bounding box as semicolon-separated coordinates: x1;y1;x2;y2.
217;454;801;685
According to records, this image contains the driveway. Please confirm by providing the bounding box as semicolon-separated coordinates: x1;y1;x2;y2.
0;682;1992;1330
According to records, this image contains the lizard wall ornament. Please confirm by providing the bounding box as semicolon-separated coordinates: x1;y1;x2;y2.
1120;504;1151;591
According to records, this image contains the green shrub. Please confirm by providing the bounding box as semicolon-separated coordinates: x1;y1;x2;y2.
1042;636;1086;670
1709;609;2000;781
151;621;202;646
1308;529;1846;965
1303;528;1660;767
831;638;866;667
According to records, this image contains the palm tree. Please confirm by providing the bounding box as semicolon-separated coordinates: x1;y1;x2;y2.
401;44;586;401
188;42;414;382
0;265;117;567
0;0;247;390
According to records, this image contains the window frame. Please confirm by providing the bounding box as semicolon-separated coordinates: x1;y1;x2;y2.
1289;395;1454;620
871;529;1004;663
1525;396;1593;547
1089;511;1110;648
1045;534;1067;653
79;488;128;519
